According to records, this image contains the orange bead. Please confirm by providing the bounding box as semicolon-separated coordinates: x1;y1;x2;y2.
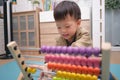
82;66;88;74
87;66;94;75
71;65;77;73
77;66;82;74
93;67;100;76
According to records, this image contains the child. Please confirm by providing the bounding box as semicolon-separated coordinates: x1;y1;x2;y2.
54;1;92;47
29;1;92;79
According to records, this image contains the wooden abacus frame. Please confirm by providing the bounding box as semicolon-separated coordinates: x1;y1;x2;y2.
7;41;111;80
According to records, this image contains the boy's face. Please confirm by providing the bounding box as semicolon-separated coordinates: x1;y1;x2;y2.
56;14;81;42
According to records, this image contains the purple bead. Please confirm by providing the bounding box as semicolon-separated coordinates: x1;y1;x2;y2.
93;47;100;56
41;46;47;53
67;46;73;54
46;46;51;53
85;47;93;57
72;47;79;55
50;46;56;53
61;46;67;53
79;47;86;55
56;46;62;53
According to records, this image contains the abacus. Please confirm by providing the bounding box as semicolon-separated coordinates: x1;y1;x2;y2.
7;41;111;80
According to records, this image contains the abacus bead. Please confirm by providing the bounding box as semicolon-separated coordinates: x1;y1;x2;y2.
93;47;100;56
93;57;101;68
92;75;98;80
51;46;56;53
56;46;62;53
87;57;93;67
87;66;94;75
94;67;100;76
74;56;81;65
27;67;32;73
65;56;70;64
77;66;82;73
61;46;67;53
70;56;75;65
82;66;88;74
45;54;50;62
86;74;92;80
52;77;57;80
41;46;46;53
60;55;66;64
79;47;86;55
86;47;93;57
46;46;51;53
56;71;62;77
81;56;87;66
54;55;60;63
72;47;79;54
50;54;55;62
31;68;36;74
67;46;73;54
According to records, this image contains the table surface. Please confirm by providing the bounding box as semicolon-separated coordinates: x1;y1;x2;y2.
0;60;119;80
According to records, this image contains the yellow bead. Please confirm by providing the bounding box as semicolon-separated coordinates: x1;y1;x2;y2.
71;73;76;79
27;67;32;73
92;75;98;80
86;74;92;80
31;68;36;74
56;71;62;77
62;71;67;78
81;74;86;80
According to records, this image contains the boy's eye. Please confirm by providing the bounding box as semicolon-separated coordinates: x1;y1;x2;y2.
57;27;61;29
65;26;70;28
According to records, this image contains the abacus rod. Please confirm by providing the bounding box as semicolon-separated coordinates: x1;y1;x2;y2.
20;47;41;51
23;55;44;58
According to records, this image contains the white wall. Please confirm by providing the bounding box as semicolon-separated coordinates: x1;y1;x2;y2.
40;6;91;22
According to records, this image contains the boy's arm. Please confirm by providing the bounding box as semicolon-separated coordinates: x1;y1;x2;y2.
71;29;92;47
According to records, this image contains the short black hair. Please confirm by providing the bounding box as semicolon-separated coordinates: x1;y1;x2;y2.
54;1;81;21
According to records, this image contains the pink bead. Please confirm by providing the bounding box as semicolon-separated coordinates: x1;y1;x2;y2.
54;55;60;63
45;54;50;62
63;56;68;64
87;57;93;67
93;57;101;68
74;56;81;65
70;56;75;65
81;56;87;66
61;55;66;63
59;56;63;63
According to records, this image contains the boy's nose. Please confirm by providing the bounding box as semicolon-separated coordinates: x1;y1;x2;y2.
61;28;66;33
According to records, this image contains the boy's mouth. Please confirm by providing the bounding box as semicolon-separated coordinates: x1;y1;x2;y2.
62;34;69;38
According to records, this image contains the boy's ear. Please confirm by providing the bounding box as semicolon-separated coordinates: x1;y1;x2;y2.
77;19;81;25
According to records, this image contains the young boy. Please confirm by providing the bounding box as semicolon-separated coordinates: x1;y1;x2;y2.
54;1;92;47
29;1;92;79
